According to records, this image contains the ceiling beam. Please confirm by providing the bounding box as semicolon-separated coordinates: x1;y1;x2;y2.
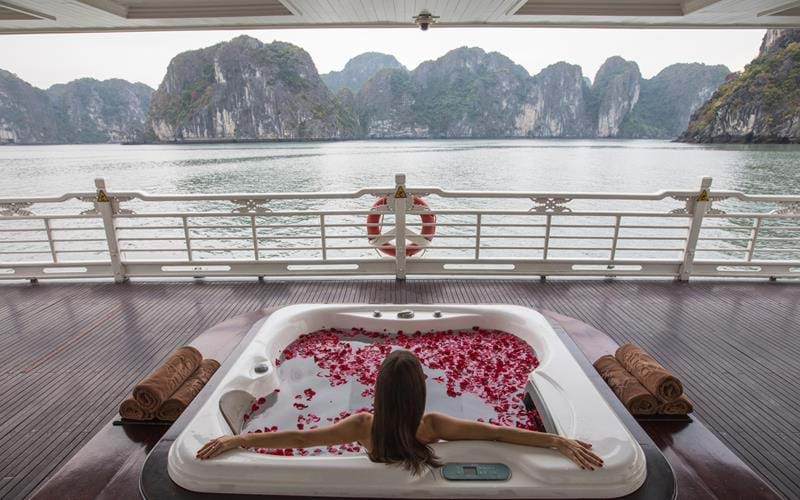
682;0;723;14
0;1;55;20
758;0;800;16
514;1;685;17
76;0;294;19
75;0;128;18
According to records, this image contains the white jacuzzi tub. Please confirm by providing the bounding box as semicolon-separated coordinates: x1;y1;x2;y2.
167;304;647;498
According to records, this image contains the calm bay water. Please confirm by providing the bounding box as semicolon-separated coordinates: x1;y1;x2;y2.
1;139;800;263
1;138;800;197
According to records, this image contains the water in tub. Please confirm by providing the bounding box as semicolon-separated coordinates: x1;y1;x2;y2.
242;327;542;456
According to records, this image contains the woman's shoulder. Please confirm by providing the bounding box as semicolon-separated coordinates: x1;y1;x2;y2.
418;413;446;443
420;412;448;432
351;413;373;446
351;412;373;428
335;412;372;434
422;412;446;425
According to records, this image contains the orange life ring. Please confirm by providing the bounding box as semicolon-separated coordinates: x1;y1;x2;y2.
367;197;435;257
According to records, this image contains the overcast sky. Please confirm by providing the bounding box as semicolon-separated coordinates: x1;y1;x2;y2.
0;28;765;89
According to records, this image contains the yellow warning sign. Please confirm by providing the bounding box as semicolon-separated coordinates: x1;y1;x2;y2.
97;190;109;202
394;185;407;199
697;189;709;202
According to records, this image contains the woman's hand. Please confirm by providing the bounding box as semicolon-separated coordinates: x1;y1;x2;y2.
553;437;604;470
196;435;242;460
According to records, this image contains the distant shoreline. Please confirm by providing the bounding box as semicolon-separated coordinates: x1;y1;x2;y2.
1;136;678;147
10;135;798;146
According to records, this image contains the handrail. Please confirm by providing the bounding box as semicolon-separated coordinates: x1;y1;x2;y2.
6;185;800;205
413;187;800;203
9;189;799;205
1;173;799;282
0;188;389;205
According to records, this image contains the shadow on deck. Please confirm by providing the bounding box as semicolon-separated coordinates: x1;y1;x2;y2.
0;278;797;499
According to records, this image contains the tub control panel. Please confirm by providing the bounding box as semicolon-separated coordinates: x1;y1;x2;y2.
441;463;511;481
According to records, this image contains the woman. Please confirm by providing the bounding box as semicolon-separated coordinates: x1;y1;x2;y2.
197;350;603;473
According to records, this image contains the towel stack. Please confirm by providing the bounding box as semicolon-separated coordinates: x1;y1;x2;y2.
119;346;220;422
594;343;693;416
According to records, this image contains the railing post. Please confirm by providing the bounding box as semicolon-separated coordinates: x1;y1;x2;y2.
475;214;482;260
43;218;58;263
394;173;407;280
249;215;259;261
182;216;193;261
607;215;622;272
678;176;712;282
319;214;327;261
543;214;552;259
540;214;552;282
94;178;127;283
747;217;762;262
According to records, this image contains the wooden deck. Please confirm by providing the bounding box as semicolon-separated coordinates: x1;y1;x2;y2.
0;278;798;500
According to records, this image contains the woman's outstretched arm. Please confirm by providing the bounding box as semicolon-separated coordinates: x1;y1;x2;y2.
197;413;368;460
427;412;603;470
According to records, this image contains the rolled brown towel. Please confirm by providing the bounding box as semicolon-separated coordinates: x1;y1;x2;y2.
119;397;155;421
594;355;659;415
156;359;221;421
616;344;684;402
133;346;203;411
659;395;694;415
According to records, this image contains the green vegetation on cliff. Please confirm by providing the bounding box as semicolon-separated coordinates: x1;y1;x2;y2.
621;63;729;139
148;36;358;141
0;70;153;144
680;29;800;143
47;78;154;143
351;48;727;139
320;52;404;93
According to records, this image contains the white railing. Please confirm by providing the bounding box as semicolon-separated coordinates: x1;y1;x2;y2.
1;174;800;282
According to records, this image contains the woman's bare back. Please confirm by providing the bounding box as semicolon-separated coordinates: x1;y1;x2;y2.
355;413;439;453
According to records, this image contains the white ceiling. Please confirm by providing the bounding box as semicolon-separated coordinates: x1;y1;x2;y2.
0;0;799;34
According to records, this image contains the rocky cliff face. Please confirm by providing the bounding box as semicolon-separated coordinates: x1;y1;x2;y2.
592;57;641;137
1;38;731;144
411;47;532;137
0;70;152;144
148;36;358;141
357;69;427;138
680;29;800;143
352;50;721;139
356;48;594;139
47;79;153;143
321;52;404;93
516;62;594;137
0;69;61;144
621;63;729;139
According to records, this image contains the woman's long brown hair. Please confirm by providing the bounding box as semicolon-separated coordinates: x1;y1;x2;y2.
368;350;441;474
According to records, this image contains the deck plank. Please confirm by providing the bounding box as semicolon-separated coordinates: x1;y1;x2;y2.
0;279;797;499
